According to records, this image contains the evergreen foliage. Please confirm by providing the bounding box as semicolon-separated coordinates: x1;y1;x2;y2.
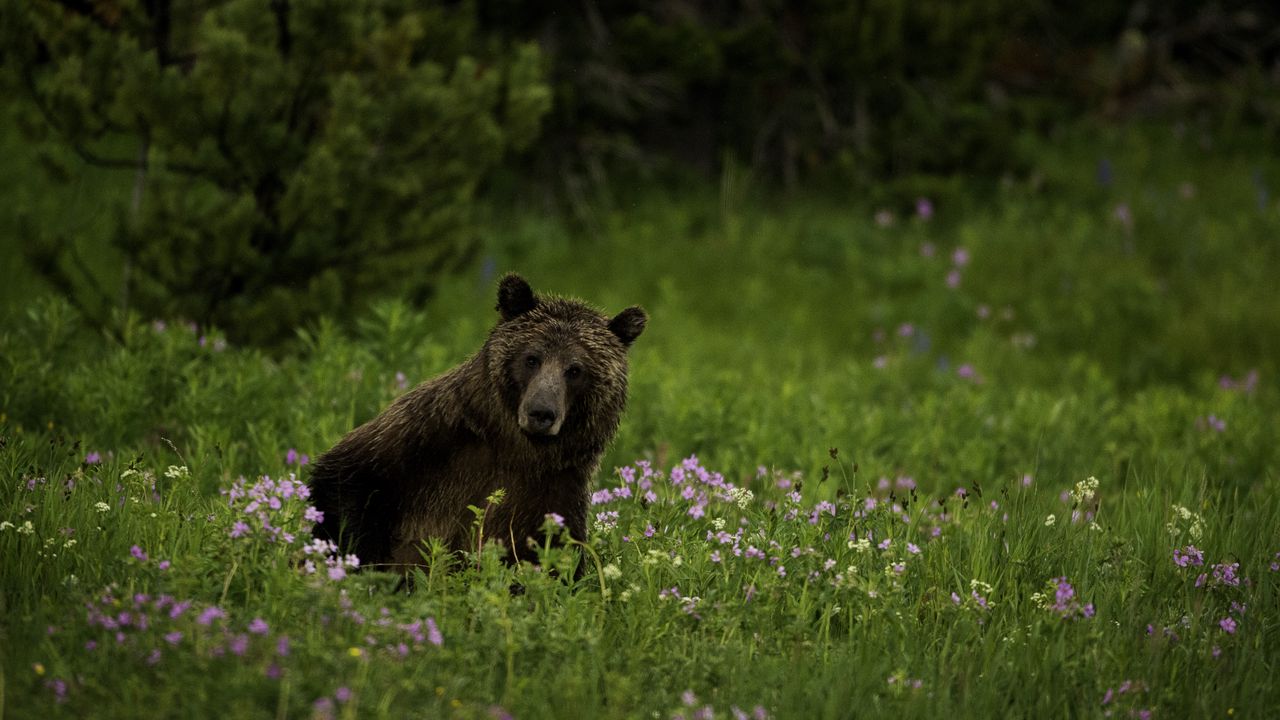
3;0;551;345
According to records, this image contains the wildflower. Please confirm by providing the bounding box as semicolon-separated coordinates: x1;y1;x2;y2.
952;247;970;267
130;545;147;562
335;687;352;703
17;520;34;535
0;521;12;531
276;636;290;656
196;607;226;626
1071;476;1099;503
163;465;189;480
916;198;934;220
907;543;921;555
1219;617;1237;634
426;618;443;646
164;631;183;646
545;512;565;528
1210;562;1241;587
1044;514;1056;526
85;452;102;464
249;618;269;635
602;564;622;580
1173;546;1204;567
874;209;895;227
946;269;962;288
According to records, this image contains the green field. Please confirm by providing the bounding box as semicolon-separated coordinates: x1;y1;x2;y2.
2;124;1279;718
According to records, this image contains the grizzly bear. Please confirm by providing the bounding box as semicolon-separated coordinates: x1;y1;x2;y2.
307;273;646;571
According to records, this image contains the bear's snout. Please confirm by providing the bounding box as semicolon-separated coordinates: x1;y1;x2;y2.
524;405;559;434
518;372;566;437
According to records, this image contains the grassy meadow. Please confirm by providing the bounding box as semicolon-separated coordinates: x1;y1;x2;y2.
2;124;1279;718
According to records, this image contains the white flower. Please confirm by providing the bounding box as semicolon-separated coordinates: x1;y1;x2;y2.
728;487;754;509
711;517;725;531
1044;514;1056;526
602;563;622;580
848;538;871;553
95;502;110;513
17;520;35;535
1071;476;1099;503
164;465;189;480
970;579;993;593
0;521;13;531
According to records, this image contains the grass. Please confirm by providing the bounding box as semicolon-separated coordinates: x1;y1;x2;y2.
2;122;1279;718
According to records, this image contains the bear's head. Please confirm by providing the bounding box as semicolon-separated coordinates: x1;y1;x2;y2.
486;273;646;442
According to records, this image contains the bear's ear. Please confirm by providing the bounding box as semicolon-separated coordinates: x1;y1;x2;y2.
608;306;647;347
496;273;538;321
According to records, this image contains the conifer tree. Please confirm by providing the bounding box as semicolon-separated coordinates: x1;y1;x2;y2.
4;0;550;344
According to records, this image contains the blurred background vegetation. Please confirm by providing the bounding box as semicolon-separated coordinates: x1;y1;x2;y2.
1;0;1278;378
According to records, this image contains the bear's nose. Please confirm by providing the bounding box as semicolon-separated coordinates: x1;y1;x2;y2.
526;407;558;433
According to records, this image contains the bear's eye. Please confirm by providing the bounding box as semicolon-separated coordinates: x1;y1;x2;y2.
524;355;541;369
565;365;583;380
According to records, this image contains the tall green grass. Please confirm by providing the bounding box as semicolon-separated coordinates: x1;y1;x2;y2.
2;123;1279;718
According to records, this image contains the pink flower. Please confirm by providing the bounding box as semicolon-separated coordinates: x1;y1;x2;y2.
916;198;934;220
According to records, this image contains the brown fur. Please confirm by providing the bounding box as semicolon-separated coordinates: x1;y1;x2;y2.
307;274;646;570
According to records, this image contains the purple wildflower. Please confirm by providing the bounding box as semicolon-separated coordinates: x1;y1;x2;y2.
1219;617;1237;634
249;618;269;635
1173;545;1204;567
426;618;443;647
916;198;934;220
197;606;226;626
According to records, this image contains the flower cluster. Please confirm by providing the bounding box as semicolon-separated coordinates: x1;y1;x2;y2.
328;590;445;661
1195;562;1242;589
1166;504;1205;540
221;473;318;545
1173;545;1204;568
301;538;361;581
951;579;994;613
1101;679;1150;719
1032;577;1094;620
80;586;289;680
606;456;746;521
1070;475;1100;504
671;689;768;720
